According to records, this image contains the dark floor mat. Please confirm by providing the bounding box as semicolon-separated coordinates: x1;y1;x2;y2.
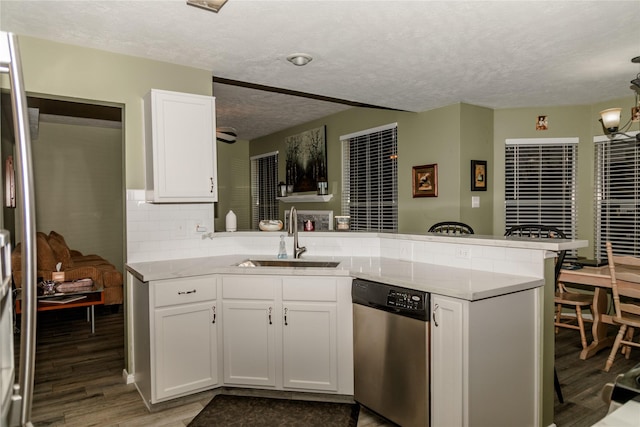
188;394;359;427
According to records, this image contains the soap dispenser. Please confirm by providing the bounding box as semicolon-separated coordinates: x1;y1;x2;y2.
277;235;288;259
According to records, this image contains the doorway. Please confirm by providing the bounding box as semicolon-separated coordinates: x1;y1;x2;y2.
0;93;125;273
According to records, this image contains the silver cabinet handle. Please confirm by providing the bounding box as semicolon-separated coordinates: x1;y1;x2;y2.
268;307;272;325
284;307;288;326
210;177;214;193
212;305;216;324
177;289;196;295
433;303;439;327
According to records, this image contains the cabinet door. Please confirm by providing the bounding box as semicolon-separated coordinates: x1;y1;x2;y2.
431;295;465;427
146;89;217;202
282;302;337;391
153;300;218;401
222;300;276;387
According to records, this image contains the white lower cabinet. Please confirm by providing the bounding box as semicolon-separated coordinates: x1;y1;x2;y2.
132;275;220;405
282;303;337;391
221;275;278;387
222;300;277;386
431;289;539;427
431;295;464;427
133;273;353;406
154;300;218;400
221;275;352;394
282;275;340;391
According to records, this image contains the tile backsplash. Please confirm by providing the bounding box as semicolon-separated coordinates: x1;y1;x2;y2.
126;190;216;262
127;189;546;278
126;190;379;263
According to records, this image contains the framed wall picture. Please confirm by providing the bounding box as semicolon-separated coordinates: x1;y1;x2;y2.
471;160;487;191
412;164;438;197
285;125;327;193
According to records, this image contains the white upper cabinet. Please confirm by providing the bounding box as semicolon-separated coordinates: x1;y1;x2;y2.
144;89;218;203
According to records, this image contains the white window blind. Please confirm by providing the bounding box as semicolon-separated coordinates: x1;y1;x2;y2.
594;133;640;258
505;138;578;242
341;124;398;232
250;151;279;229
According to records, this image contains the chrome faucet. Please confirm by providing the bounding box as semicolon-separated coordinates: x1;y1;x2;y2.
288;206;307;259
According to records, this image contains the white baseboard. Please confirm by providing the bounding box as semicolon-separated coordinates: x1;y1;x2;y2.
122;369;135;384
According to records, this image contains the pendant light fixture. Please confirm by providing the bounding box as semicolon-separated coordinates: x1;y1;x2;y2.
599;108;623;133
598;56;640;142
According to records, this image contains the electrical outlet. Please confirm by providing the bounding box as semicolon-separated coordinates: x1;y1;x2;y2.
455;247;470;259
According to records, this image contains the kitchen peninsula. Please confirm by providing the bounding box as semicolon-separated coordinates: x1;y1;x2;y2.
126;231;586;427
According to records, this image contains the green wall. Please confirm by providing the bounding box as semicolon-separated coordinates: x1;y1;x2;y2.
5;35;214;190
32;121;124;272
459;104;494;234
492;96;637;256
215;138;251;231
252;94;638;247
250;103;494;234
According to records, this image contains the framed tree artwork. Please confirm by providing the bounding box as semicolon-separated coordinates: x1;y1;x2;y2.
471;160;487;191
412;164;438;197
285;126;327;193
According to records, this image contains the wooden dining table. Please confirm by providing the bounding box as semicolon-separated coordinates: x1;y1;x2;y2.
558;264;640;360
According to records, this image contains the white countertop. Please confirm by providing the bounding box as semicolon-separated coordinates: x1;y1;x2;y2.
126;254;543;301
592;400;640;427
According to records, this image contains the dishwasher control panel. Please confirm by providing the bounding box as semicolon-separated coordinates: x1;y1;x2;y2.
387;290;425;311
352;278;429;321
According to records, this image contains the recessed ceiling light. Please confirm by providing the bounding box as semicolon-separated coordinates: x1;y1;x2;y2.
287;53;313;67
186;0;228;13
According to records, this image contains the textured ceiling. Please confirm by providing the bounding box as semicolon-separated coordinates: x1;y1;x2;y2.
1;0;639;141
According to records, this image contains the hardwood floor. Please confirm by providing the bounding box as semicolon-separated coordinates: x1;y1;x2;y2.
554;325;638;426
13;307;639;426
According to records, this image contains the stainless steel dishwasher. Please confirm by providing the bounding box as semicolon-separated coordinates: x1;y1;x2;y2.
352;278;430;427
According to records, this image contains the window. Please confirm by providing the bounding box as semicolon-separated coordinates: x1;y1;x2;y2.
250;151;278;229
505;138;578;242
594;133;640;258
341;123;398;232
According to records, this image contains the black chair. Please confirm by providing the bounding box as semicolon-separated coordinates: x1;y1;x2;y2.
428;221;474;235
504;224;569;404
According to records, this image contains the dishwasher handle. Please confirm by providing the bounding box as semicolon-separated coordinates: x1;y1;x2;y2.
362;300;401;314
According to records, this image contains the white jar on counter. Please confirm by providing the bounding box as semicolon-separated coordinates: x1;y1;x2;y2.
225;210;237;232
335;216;350;231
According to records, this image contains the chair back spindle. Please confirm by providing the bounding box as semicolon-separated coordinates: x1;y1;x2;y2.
428;222;474;235
603;241;640;371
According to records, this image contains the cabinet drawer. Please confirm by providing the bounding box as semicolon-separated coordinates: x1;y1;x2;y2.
153;276;216;308
222;276;278;300
282;277;337;301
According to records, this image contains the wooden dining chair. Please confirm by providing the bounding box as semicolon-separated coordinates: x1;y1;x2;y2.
428;221;474;235
603;241;640;372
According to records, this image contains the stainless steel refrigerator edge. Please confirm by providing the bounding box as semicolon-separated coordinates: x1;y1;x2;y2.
1;31;38;427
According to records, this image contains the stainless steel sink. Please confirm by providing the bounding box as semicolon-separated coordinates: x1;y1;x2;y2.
236;259;340;268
